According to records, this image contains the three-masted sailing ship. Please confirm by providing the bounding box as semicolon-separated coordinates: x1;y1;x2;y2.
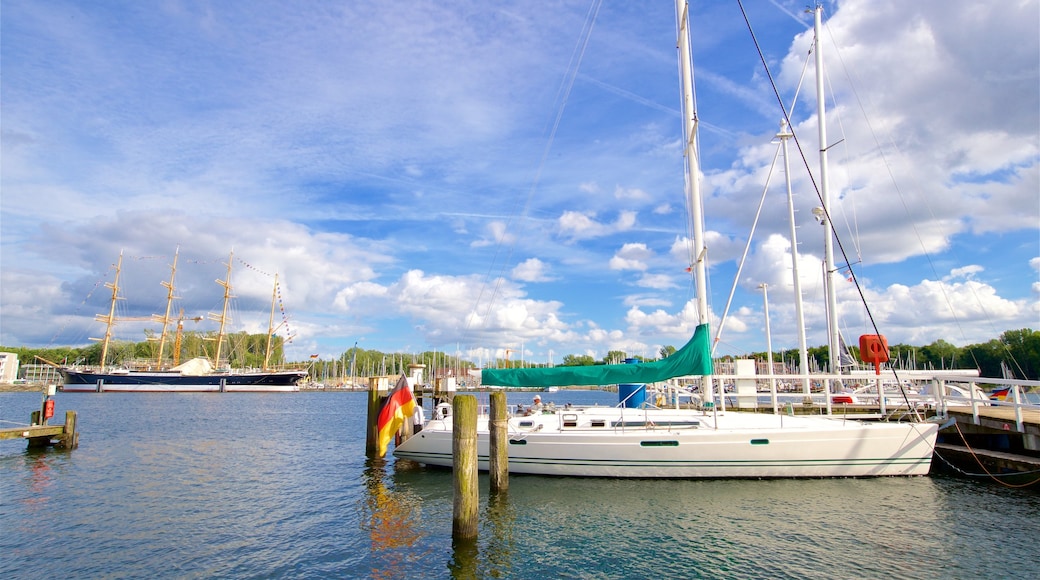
58;250;308;392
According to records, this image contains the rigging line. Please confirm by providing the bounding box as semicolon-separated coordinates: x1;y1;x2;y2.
821;19;1009;366
712;142;783;356
713;45;811;355
464;0;605;343
737;0;921;416
823;66;862;262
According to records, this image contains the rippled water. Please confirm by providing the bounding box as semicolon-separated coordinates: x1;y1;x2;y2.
2;391;1037;579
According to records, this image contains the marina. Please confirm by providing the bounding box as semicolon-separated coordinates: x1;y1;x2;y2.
2;389;1038;579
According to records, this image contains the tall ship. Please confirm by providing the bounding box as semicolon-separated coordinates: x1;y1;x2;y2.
58;250;308;392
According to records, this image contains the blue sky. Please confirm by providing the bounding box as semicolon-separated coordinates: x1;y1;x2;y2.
2;0;1038;366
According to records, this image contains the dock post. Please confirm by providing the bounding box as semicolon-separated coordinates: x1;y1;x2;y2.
60;411;79;449
489;391;508;493
452;394;478;540
365;379;381;458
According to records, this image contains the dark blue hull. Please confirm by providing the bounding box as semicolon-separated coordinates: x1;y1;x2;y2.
60;369;307;392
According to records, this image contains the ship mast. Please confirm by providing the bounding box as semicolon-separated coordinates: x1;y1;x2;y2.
154;247;179;368
92;250;125;369
263;273;279;371
209;250;234;369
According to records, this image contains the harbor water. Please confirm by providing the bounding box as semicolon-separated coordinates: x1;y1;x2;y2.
2;390;1038;579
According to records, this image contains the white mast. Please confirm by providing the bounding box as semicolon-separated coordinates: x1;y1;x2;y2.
675;0;713;395
778;121;811;393
814;5;841;375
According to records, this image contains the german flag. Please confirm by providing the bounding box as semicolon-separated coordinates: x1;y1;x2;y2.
376;374;417;457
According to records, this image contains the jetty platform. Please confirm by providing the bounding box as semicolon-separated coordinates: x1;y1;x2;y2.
0;411;79;449
932;404;1040;486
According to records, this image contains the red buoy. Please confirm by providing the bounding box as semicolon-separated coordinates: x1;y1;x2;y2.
858;334;889;375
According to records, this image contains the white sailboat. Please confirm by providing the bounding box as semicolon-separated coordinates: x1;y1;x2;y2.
393;2;940;478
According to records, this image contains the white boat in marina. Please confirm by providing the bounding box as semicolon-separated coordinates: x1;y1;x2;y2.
395;401;938;478
394;2;940;478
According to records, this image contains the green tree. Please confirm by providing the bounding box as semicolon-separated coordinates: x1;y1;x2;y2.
562;354;595;366
603;350;628;365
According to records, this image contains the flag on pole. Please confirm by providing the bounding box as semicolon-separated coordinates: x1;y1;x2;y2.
376;374;417;457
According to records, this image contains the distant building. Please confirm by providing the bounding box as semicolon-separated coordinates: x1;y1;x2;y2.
0;352;19;383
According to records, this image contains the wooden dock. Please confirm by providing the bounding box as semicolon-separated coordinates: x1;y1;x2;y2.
933;405;1040;487
0;410;79;449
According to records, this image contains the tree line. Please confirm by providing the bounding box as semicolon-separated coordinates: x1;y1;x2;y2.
4;330;289;371
5;328;1037;381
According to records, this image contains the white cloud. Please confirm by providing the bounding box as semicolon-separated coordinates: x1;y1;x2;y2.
558;210;638;241
609;243;652;271
511;258;553;282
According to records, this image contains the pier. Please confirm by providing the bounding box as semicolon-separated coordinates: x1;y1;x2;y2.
933;397;1040;486
0;410;79;449
0;385;80;449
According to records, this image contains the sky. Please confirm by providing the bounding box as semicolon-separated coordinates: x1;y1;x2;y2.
2;0;1038;367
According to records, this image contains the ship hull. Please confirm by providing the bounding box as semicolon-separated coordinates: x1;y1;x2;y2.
59;369;306;392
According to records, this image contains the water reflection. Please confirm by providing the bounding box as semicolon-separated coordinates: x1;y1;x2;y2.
447;536;479;579
359;459;431;580
480;491;516;579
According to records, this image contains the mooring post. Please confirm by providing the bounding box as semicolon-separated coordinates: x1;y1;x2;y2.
452;394;478;540
60;410;79;449
365;379;382;458
489;391;508;493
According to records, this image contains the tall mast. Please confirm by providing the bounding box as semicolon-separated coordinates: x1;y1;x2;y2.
676;0;708;328
154;247;179;368
676;0;713;394
92;250;124;369
814;5;841;374
263;273;279;371
209;250;234;368
778;121;811;393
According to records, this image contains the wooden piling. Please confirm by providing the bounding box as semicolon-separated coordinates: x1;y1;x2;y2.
489;391;508;493
365;383;381;458
60;411;79;449
452;394;478;540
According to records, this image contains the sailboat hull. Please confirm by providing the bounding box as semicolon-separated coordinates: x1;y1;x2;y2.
393;407;939;478
59;369;307;392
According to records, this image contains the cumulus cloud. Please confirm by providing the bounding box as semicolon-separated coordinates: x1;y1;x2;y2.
512;258;553;282
558;210;637;240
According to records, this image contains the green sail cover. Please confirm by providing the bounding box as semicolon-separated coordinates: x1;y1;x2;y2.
481;323;714;387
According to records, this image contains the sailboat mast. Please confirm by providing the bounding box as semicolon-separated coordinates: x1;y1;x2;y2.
779;122;811;393
155;248;179;368
676;0;708;328
93;250;124;369
263;273;278;371
814;5;841;374
676;0;714;399
210;250;234;368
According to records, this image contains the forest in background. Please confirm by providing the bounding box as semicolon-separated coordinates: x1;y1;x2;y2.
3;328;1038;382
